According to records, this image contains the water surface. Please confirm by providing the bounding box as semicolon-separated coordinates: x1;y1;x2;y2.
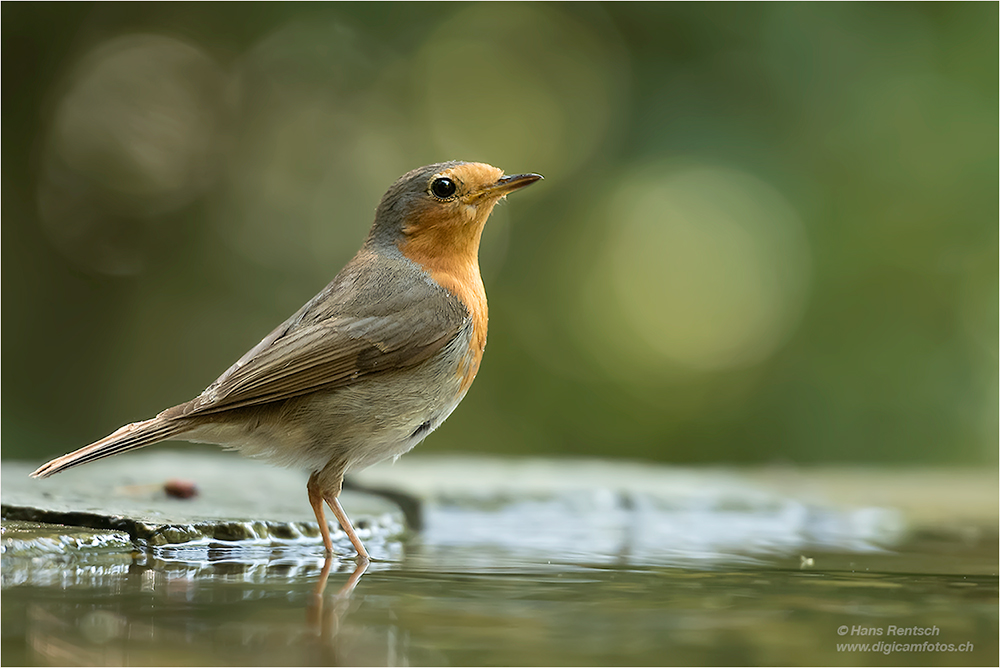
3;456;996;666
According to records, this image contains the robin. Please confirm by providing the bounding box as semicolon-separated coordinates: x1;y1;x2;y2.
31;161;542;562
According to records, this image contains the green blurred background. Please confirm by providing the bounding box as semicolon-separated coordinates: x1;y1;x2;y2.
3;2;997;467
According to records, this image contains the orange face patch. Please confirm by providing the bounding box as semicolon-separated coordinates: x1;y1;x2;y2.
396;162;510;391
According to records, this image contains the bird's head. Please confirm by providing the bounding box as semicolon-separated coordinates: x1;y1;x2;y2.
369;161;542;260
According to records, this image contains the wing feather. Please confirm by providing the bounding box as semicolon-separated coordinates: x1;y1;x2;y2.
177;251;467;417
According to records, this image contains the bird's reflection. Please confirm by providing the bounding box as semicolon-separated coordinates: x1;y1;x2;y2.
18;548;398;666
307;555;369;636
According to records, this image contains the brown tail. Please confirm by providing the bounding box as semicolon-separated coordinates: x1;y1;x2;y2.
30;416;188;479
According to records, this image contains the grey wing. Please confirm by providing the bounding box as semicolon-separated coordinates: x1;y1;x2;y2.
176;264;467;417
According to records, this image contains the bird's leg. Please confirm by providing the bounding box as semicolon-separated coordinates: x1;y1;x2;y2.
308;467;370;562
307;471;336;555
327;495;370;562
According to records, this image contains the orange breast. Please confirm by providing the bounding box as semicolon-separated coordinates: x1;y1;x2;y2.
399;226;488;393
442;266;487;393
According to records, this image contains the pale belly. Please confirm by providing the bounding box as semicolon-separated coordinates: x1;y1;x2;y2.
182;327;475;474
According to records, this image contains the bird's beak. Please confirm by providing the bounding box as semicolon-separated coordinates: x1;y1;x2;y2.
478;172;544;199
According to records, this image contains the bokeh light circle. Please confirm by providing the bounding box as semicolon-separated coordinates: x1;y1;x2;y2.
46;34;229;204
414;4;628;181
38;33;230;275
588;164;812;374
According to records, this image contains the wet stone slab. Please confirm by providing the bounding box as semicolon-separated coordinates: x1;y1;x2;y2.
1;520;133;557
350;455;997;574
1;451;405;553
3;452;995;578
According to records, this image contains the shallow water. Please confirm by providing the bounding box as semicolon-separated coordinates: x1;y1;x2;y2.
2;457;997;666
3;522;997;666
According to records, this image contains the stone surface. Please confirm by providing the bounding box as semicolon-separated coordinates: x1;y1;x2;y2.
3;452;994;574
349;455;997;572
1;520;133;557
352;455;997;529
1;450;405;550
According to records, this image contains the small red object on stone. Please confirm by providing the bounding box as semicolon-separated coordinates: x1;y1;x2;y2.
164;479;198;499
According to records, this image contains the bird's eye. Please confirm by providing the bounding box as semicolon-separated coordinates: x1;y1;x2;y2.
430;177;457;199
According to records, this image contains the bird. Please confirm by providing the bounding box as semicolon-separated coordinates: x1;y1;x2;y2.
31;161;542;562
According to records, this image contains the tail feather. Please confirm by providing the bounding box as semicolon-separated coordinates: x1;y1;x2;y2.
30;417;187;479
